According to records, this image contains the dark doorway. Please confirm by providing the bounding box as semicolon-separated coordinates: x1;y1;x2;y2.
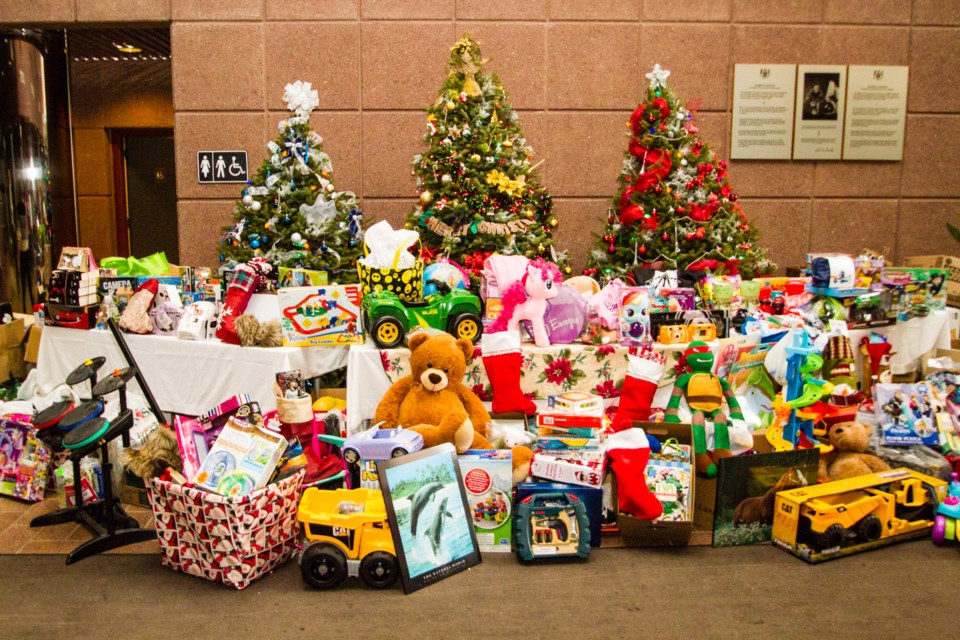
110;129;178;262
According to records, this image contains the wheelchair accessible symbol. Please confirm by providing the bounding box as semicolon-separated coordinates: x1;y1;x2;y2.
198;150;248;183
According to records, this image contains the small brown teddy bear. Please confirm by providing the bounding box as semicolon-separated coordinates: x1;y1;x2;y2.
374;332;532;483
818;421;890;482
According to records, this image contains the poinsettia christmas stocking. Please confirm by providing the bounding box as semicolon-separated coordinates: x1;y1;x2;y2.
603;427;663;520
614;351;665;425
216;264;262;345
481;332;536;415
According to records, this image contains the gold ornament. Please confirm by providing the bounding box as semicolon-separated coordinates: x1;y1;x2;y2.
523;208;535;219
492;111;500;125
564;266;572;275
537;243;545;253
470;153;481;163
503;139;513;148
548;217;558;228
420;190;434;205
446;100;456;110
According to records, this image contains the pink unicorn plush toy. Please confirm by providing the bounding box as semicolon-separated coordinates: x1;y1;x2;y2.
490;258;562;347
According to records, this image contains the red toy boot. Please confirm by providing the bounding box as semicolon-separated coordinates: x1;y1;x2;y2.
482;332;536;415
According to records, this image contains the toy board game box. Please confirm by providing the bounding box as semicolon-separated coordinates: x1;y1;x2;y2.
516;481;602;547
771;468;947;564
278;285;364;347
873;383;939;446
903;255;960;307
530;449;604;488
459;450;513;553
277;267;328;288
0;420;52;502
192;417;286;497
546;391;604;417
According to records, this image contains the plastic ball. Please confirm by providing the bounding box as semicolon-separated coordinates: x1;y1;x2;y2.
283;216;291;223
420;190;434;205
250;240;260;249
422;260;470;296
446;100;456;110
291;232;303;243
242;195;254;206
548;218;558;228
662;233;670;241
639;245;647;255
470;153;481;163
441;174;452;184
250;201;261;212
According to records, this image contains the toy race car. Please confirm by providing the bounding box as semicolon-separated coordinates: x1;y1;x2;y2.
341;423;424;465
298;487;399;589
361;279;482;349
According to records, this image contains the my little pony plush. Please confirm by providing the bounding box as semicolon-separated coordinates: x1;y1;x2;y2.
491;258;562;347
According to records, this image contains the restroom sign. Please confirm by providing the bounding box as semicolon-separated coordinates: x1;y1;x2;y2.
197;151;248;183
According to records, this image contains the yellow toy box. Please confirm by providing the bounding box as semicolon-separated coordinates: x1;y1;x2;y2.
772;467;947;563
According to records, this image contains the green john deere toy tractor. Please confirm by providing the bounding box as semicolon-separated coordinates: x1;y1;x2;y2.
361;279;483;349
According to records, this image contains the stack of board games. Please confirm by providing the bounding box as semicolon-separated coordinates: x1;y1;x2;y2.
536;392;605;451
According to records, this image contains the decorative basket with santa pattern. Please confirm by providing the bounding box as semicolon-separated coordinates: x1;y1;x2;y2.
147;470;304;589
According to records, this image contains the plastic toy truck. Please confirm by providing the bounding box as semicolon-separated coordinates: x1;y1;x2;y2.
773;468;948;562
514;492;590;562
297;487;399;589
932;472;960;545
361;280;482;349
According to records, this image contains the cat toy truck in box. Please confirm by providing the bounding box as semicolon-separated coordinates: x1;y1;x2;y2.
772;468;947;563
514;492;590;562
298;487;399;589
932;472;960;546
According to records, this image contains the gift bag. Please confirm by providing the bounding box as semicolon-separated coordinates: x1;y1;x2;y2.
148;470;304;589
356;243;423;302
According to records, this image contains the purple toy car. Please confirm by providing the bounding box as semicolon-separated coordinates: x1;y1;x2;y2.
341;424;424;464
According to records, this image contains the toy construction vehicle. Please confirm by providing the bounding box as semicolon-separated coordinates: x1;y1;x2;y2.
773;468;948;562
298;487;399;589
514;492;590;562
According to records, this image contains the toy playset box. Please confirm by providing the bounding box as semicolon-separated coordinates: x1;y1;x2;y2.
771;468;947;564
278;285;364;347
0;419;52;503
148;469;304;589
903;255;960;307
615;422;696;547
459;450;513;553
192;416;286;498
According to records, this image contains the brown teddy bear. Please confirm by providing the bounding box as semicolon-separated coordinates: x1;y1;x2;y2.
374;332;532;483
818;421;890;482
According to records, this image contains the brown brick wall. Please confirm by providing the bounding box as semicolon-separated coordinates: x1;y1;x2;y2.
3;0;959;271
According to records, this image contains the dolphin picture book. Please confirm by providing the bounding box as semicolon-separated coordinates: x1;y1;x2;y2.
377;444;481;594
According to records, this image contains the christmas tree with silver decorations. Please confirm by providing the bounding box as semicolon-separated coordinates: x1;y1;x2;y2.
220;81;363;284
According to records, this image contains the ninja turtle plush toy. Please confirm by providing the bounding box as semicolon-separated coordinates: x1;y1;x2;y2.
664;341;744;478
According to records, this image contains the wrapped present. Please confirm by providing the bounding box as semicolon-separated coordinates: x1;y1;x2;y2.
148;470;304;589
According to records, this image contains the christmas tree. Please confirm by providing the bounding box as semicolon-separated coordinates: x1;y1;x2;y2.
585;65;773;281
407;35;568;285
220;81;363;284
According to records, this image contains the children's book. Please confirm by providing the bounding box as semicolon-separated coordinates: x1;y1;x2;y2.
644;443;692;522
874;383;939;446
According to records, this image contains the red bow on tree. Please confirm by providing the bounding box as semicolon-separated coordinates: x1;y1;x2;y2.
628;145;672;192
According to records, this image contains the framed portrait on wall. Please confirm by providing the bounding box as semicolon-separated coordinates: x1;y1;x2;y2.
377;443;481;594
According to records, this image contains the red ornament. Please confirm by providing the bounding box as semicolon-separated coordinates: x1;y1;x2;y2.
608;244;616;253
651;97;670;120
729;194;738;202
684;232;695;241
695;227;705;240
653;185;663;195
647;115;656;123
641;210;658;231
639;245;647;255
661;232;670;241
619;205;646;227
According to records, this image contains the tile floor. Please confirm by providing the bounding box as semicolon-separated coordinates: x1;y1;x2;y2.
0;493;159;555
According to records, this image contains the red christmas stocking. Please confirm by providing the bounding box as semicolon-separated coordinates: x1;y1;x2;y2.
216;264;261;345
614;352;665;425
603;427;663;520
482;332;536;415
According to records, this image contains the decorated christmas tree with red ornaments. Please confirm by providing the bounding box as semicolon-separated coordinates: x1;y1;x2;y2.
585;65;773;280
407;35;568;285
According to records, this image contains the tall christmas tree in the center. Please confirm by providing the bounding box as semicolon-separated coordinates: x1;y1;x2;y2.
585;65;773;280
408;35;567;285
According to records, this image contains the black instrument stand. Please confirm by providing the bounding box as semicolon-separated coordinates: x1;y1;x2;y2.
30;368;157;564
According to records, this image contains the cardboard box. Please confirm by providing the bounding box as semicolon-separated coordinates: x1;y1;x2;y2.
459;450;514;553
24;325;41;363
616;422;695;547
278;285;364;347
904;255;960;307
772;468;947;563
0;319;27;380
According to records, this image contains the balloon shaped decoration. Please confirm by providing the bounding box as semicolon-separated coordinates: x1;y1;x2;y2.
522;284;587;345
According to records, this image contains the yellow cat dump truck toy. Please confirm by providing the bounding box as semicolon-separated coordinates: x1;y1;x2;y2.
298;487;399;589
773;468;947;563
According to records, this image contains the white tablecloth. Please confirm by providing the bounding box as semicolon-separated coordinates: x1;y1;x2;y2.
36;327;348;415
345;311;952;436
